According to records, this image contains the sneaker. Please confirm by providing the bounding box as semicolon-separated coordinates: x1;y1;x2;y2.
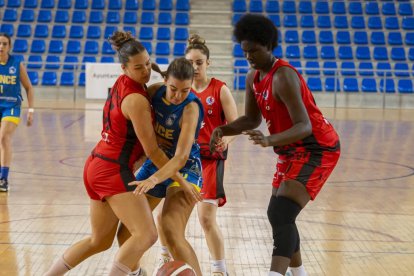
152;255;172;276
0;179;8;192
130;268;147;276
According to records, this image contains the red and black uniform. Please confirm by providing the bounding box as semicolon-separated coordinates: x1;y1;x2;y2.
84;74;150;201
253;59;340;200
194;78;227;206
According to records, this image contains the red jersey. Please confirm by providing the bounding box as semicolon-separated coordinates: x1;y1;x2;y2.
253;59;340;155
92;74;150;168
193;78;227;159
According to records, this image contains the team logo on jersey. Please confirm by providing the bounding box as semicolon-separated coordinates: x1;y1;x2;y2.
206;96;215;105
165;114;178;126
9;66;16;75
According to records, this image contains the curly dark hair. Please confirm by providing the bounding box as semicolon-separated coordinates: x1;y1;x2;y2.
108;31;146;65
233;14;278;50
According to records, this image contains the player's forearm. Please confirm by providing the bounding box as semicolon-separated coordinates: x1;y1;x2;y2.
147;147;187;185
266;122;312;147
150;155;187;185
26;87;34;108
219;115;261;136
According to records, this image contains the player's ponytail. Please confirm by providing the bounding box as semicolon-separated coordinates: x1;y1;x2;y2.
185;34;210;59
108;31;146;65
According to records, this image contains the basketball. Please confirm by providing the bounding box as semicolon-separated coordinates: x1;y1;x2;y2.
155;260;196;276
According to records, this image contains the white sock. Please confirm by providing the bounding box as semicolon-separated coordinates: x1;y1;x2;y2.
211;259;227;272
268;272;283;276
160;245;171;257
109;261;131;276
288;265;307;276
129;267;142;276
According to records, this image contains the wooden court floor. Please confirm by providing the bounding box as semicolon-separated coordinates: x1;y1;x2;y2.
0;99;413;276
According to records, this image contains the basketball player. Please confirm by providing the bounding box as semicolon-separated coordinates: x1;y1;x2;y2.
210;14;341;276
45;32;198;276
0;33;34;192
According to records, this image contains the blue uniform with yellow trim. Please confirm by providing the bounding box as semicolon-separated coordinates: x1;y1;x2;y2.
0;56;22;124
136;85;204;198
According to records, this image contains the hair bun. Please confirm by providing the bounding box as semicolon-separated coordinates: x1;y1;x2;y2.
188;34;205;46
109;31;134;51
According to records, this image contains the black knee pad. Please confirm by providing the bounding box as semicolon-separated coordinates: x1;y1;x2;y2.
267;196;302;258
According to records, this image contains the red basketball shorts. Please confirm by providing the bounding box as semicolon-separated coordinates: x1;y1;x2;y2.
83;155;136;201
201;159;226;207
272;149;340;200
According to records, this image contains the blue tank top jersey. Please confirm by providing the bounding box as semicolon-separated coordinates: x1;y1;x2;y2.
138;85;204;186
0;56;22;108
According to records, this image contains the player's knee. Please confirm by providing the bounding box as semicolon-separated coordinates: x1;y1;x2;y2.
89;236;114;252
198;212;215;231
0;134;12;146
267;196;302;258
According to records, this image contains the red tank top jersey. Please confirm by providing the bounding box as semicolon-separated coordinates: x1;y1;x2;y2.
253;59;339;155
92;74;150;168
193;78;227;159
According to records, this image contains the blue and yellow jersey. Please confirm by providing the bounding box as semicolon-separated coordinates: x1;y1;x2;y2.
0;55;22;108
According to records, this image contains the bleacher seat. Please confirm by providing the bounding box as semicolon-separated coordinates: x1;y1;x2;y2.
104;26;117;39
379;79;395;93
317;16;331;28
125;0;138;10
234;59;249;73
359;62;374;76
377;62;392;77
249;0;263;12
385;17;400;30
300;15;314;28
58;0;71;9
40;0;54;9
13;39;28;53
334;16;348;29
409;48;414;61
100;56;114;63
286;45;300;59
285;30;299;43
60;72;74;86
107;11;120;24
338;46;353;60
49;40;63;53
234;75;246;90
72;11;86;23
391;47;406;61
124;12;138;24
405;33;414;45
27;55;42;69
159;0;172;10
69;25;84;39
332;2;346;14
233;0;246;12
45;55;60;69
336;31;351;44
156;57;169;64
284;1;297;14
325;78;340;92
320;46;335;59
302;30;316;44
102;41;115;55
78;72;85;86
17;24;31;37
303;46;317;59
323;61;337;76
398;80;413;93
305;61;320;75
343;78;359;92
7;0;20;7
52;25;66;38
289;61;302;73
108;0;121;10
399;3;413;16
307;78;322;92
28;71;39;85
341;62;356;76
174;28;189;41
159;12;172;25
319;31;333;44
89;11;103;23
394;63;409;77
124;26;136;37
349;2;362;15
361;79;377;93
368;16;382;29
315;1;329;14
284;15;297;28
402;17;414;30
354;32;368;45
175;13;189;25
351;16;365;29
20;9;35;22
157;27;171;40
82;56;96;69
176;0;189;11
139;27;153;40
3;9;18;22
63;56;78;70
55;10;69;23
155;42;170;55
42;71;57;85
37;10;52;22
24;0;38;8
233;44;243;57
140;42;152;55
232;13;243;25
141;12;155;24
75;0;87;9
87;26;101;39
66;40;81;54
365;2;379;15
266;1;279;13
356;47;371;60
273;46;283;58
373;47;388;60
382;3;396;15
92;0;105;9
371;32;385;45
31;40;46;53
142;0;155;10
0;24;13;36
173;42;186;56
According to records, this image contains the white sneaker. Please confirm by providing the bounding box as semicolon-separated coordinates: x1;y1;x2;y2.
130;268;147;276
152;255;172;276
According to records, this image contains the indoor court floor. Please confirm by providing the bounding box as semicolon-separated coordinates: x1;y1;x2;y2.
0;96;413;276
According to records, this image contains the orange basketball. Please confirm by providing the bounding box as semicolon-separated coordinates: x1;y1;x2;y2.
155;260;196;276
